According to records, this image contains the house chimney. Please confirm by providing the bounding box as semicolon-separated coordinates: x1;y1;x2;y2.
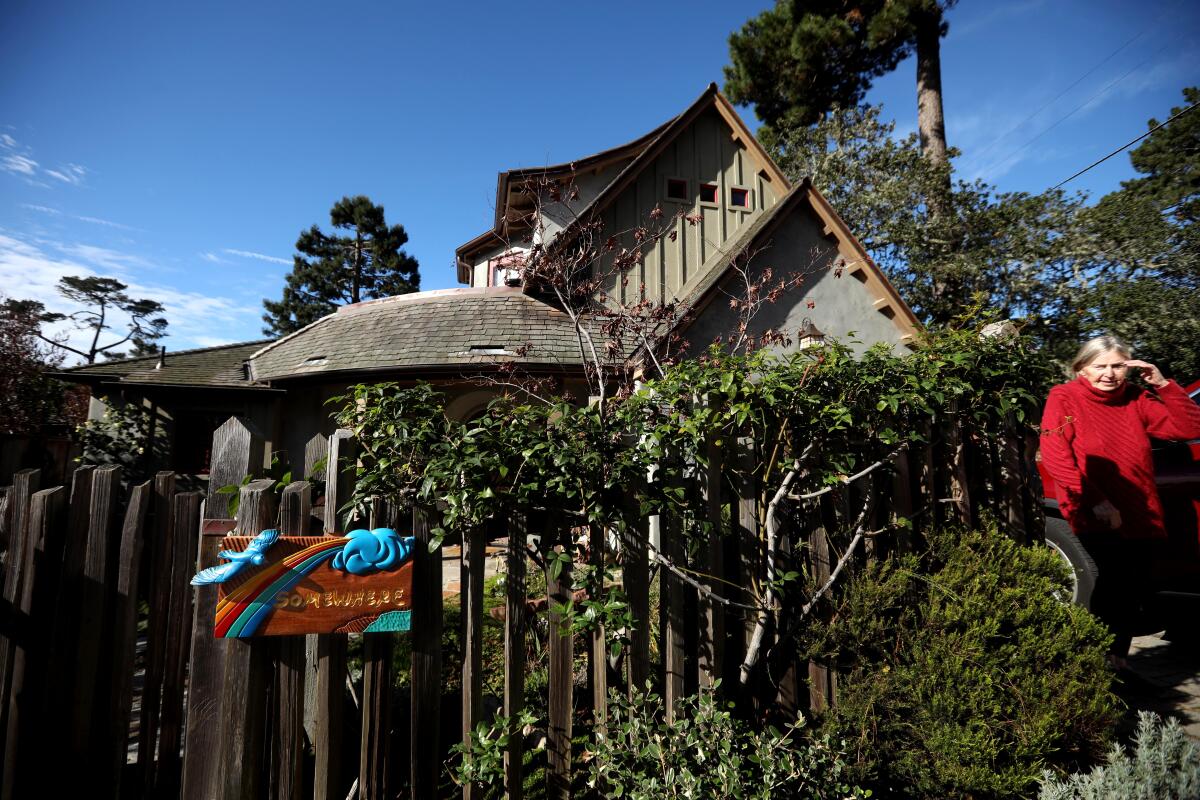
156;345;166;369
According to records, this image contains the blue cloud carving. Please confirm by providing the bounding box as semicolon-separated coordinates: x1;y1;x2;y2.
331;528;415;575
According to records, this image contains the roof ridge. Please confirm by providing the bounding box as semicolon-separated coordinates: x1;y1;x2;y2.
544;84;790;259
61;337;274;372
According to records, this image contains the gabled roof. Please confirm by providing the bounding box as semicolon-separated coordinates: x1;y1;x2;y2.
455;119;672;279
455;83;789;282
669;179;921;344
247;288;609;382
53;340;276;390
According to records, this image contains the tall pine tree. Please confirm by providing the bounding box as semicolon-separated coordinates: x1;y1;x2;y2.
724;0;956;173
263;195;420;336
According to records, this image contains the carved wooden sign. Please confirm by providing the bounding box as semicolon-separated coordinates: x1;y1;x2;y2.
192;528;415;637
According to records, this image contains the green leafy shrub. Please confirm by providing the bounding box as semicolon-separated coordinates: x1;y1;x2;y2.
1039;711;1200;800
586;684;870;800
802;527;1121;798
75;400;168;484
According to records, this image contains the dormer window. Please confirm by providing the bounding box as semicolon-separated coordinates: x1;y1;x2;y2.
699;182;719;206
729;186;752;210
489;251;526;287
664;177;689;202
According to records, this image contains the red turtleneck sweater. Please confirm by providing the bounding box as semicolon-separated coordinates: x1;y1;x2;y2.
1039;377;1200;538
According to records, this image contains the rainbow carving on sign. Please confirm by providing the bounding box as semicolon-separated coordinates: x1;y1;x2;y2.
193;528;417;638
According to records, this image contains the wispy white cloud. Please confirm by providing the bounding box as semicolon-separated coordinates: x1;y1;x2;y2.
76;215;140;231
21;202;142;231
3;153;38;176
54;242;155;276
45;163;87;185
0;232;260;363
0;134;87;187
21;203;61;215
223;248;290;265
951;0;1047;39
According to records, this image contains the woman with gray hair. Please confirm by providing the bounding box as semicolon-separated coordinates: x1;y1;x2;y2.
1039;335;1200;669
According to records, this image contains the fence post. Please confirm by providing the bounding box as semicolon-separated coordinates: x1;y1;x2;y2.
220;478;277;800
1;482;61;800
359;496;399;800
660;493;685;722
622;501;651;695
588;521;608;732
71;464;121;773
998;415;1028;544
942;404;972;527
301;432;328;755
159;491;202;798
504;511;528;800
698;428;724;690
410;504;442;800
0;467;39;773
43;466;91;766
807;497;834;714
182;416;264;800
136;471;175;794
731;435;758;695
315;430;355;800
272;481;310;800
461;523;485;800
107;479;152;794
545;514;573;800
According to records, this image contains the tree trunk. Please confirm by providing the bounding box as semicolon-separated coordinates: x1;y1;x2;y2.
915;9;949;178
915;6;958;318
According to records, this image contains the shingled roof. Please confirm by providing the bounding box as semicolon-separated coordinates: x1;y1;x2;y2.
247;287;606;382
55;340;275;389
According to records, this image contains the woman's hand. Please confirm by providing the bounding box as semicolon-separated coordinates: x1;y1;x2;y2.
1092;500;1123;530
1123;359;1168;388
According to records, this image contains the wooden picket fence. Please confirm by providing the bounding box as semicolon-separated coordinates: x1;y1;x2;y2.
0;409;1041;800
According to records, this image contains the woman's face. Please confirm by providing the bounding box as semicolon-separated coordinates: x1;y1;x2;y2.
1079;349;1129;392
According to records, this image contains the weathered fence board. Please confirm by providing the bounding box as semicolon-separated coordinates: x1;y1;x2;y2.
71;464;121;769
461;525;485;800
504;513;528;800
273;480;311;800
109;480;151;793
546;512;573;800
699;432;724;689
182;416;263;800
410;505;443;799
1;482;61;800
220;479;277;800
158;491;202;797
0;467;38;776
315;430;356;800
136;471;175;794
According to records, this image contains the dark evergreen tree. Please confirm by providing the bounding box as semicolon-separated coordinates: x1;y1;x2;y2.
1077;87;1200;378
262;195;420;336
725;0;957;174
14;276;168;364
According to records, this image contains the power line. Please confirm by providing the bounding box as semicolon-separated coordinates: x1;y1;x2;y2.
970;0;1181;164
1050;100;1199;190
984;42;1169;178
971;29;1151;162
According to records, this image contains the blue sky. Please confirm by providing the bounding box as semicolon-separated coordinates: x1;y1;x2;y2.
3;1;1197;360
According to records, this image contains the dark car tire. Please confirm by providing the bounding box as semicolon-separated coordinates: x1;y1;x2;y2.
1044;516;1099;610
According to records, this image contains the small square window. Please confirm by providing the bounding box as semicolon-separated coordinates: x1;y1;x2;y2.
664;177;689;202
699;182;718;205
729;186;752;209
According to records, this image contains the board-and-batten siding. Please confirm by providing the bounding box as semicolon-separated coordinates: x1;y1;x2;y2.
600;108;778;306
